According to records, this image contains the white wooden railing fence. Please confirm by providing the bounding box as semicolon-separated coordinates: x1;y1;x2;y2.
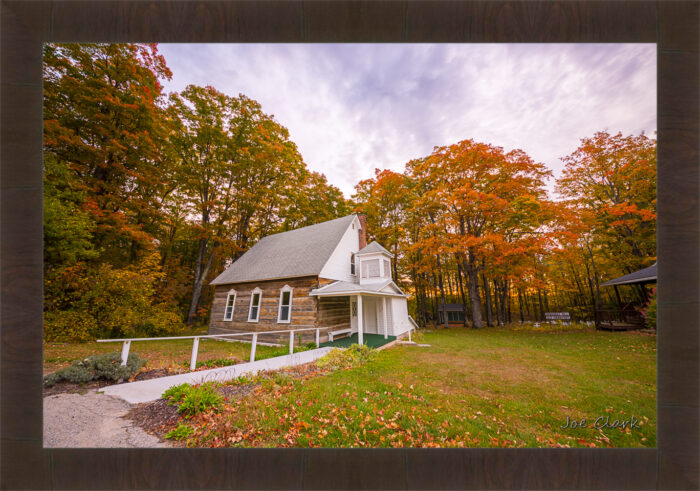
97;326;336;369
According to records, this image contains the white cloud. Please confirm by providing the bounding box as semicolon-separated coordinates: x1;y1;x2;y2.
158;43;656;197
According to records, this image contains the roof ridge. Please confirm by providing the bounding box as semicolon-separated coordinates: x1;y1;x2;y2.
260;214;356;239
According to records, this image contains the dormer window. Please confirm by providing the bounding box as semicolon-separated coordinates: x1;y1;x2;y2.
248;287;262;322
384;259;391;278
362;259;380;278
350;253;356;275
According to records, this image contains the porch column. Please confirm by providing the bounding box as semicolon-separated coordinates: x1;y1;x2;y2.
383;297;389;339
357;294;364;345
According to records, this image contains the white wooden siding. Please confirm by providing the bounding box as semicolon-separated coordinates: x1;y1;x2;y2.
318;216;362;282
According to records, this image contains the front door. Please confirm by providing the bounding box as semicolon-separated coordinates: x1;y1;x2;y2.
362;297;378;334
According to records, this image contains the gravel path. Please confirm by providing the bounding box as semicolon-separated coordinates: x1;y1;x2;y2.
44;390;171;448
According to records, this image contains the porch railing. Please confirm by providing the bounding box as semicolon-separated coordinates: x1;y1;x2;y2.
97;326;335;369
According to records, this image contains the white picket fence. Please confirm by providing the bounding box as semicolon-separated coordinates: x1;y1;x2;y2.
97;326;336;370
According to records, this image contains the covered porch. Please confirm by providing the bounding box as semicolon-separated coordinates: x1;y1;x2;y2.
596;263;656;331
310;280;409;346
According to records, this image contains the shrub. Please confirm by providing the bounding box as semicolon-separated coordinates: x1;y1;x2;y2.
316;344;375;370
138;308;185;337
43;310;97;343
165;424;194;440
44;252;185;342
163;383;192;404
43;352;144;387
162;382;222;417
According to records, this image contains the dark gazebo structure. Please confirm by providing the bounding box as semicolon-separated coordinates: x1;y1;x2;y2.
596;263;657;330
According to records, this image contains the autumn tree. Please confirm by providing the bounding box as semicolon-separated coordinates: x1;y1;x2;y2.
43;43;185;340
168;85;314;325
43;43;173;265
556;131;656;302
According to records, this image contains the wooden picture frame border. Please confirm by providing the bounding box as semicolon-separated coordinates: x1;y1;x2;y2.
1;1;698;489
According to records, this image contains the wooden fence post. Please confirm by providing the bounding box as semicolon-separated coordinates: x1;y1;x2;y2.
120;340;131;366
289;330;294;354
250;333;258;362
315;328;320;348
189;337;200;371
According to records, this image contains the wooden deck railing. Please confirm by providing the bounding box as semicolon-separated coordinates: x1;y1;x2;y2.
97;326;336;369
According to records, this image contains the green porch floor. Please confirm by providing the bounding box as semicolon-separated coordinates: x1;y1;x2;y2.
320;333;396;349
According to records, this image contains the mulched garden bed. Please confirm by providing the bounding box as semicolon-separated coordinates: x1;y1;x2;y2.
127;398;182;438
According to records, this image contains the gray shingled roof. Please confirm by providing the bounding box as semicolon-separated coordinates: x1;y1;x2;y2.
601;263;657;286
357;240;393;257
210;215;357;285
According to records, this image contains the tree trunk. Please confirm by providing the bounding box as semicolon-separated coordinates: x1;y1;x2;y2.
436;255;449;329
187;238;215;326
506;281;512;324
493;279;501;326
518;288;525;323
456;261;469;327
482;273;494;327
463;255;483;329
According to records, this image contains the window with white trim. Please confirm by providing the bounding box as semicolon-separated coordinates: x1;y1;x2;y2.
350;253;356;275
248;287;262;322
383;259;391;278
223;289;236;321
362;259;380;278
277;285;293;323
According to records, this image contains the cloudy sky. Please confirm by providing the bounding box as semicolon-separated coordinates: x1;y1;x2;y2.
158;43;656;197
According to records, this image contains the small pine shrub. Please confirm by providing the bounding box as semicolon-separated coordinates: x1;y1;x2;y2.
165;424;194;440
43;352;144;387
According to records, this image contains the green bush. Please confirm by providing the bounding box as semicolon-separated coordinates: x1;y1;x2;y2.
43;352;144;387
165;424;194;440
43;252;185;342
163;383;192;404
316;344;375;370
44;310;98;343
162;382;222;417
138;308;185;337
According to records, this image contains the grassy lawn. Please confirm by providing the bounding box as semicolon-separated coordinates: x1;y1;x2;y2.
176;325;656;448
43;334;303;375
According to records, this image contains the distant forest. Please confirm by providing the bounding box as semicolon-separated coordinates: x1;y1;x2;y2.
43;44;656;341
